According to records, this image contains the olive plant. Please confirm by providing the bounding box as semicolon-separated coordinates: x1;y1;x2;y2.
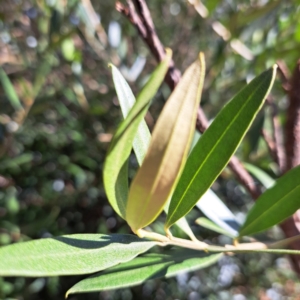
1;50;300;296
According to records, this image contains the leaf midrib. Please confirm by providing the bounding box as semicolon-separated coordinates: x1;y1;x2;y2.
240;184;300;235
135;72;199;228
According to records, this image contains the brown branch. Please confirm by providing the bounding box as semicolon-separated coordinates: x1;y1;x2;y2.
116;0;260;200
116;1;147;38
228;156;261;199
196;108;209;133
265;96;286;173
280;59;300;274
276;59;291;92
284;59;300;172
261;129;277;161
116;1;181;89
280;213;300;274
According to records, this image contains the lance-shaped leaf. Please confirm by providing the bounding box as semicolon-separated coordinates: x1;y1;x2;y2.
239;165;300;237
103;50;172;219
0;234;156;276
0;67;23;111
166;65;277;229
126;53;206;232
112;66;197;240
66;249;222;296
195;217;237;238
111;64;151;165
196;189;240;237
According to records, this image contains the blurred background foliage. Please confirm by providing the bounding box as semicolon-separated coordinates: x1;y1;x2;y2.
0;0;300;299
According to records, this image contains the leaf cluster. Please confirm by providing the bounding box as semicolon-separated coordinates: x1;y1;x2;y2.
1;49;300;297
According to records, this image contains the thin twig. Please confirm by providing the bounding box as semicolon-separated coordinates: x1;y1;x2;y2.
280;59;300;274
261;129;277;162
116;1;181;89
138;229;300;255
284;59;300;171
227;156;261;199
276;59;291;91
196;108;209;133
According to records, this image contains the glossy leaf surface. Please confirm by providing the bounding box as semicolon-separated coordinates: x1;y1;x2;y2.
0;234;156;276
239;165;300;237
103;51;171;219
67;249;222;295
166;65;277;228
189;133;239;237
126;53;205;232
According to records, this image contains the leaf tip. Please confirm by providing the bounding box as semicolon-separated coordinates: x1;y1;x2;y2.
272;64;278;79
198;52;205;64
165;48;173;59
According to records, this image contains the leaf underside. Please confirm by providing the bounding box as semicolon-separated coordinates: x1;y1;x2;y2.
103;51;172;219
126;53;206;232
0;234;156;276
112;65;197;240
111;65;151;166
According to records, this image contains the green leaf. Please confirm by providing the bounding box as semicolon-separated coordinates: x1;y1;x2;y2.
112;66;197;241
0;234;156;276
195;217;236;238
239;165;300;237
103;50;172;219
165;199;198;241
111;64;151;165
0;67;23;111
189;132;239;237
166;65;277;229
126;53;206;232
196;189;240;237
66;249;222;296
172;215;198;241
243;162;275;189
